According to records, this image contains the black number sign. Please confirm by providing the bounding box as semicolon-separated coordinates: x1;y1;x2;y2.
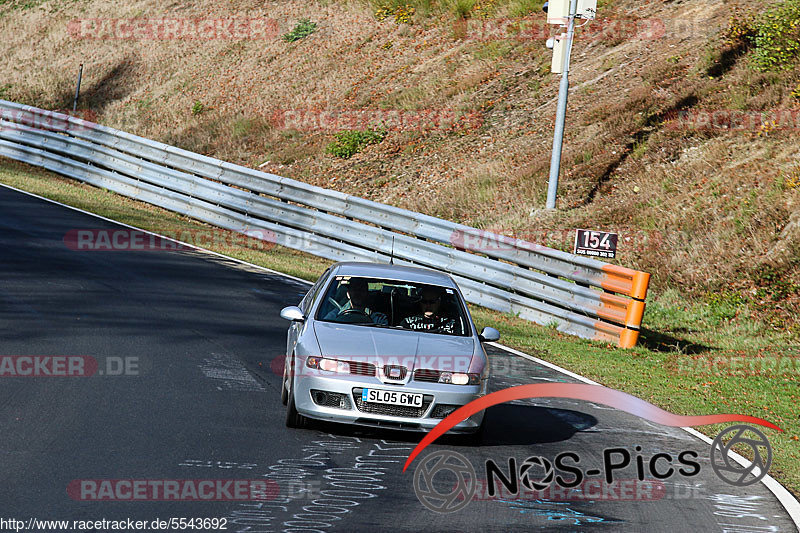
574;229;618;259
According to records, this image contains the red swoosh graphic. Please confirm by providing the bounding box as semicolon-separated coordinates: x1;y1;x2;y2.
403;383;782;472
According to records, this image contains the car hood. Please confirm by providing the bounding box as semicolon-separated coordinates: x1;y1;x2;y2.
313;321;476;372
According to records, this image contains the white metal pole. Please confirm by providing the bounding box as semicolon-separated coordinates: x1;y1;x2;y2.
545;0;578;210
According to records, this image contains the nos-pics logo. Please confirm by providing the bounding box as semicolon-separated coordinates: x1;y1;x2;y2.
413;450;477;513
413;425;773;513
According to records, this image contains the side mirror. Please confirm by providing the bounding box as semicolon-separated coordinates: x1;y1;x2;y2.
280;306;305;322
478;326;500;342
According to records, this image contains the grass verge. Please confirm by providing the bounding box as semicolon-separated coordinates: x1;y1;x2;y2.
1;157;798;499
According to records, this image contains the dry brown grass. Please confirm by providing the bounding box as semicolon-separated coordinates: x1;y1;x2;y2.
1;0;798;330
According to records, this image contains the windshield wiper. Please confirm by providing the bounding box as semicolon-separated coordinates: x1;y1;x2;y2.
356;323;406;330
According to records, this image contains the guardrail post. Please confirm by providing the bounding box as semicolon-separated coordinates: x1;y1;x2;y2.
72;64;83;113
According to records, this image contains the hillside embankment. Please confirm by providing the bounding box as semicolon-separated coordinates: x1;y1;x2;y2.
1;0;798;333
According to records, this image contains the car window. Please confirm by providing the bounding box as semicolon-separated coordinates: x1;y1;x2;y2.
301;267;332;315
315;276;468;336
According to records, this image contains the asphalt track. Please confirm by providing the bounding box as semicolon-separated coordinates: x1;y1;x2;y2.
0;183;797;532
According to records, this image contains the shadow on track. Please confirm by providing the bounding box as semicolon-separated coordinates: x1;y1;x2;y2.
297;403;597;448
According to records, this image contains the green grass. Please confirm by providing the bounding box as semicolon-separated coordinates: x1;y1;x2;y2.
751;0;800;71
283;18;318;43
448;0;476;19
0;0;46;9
191;101;205;116
0;157;797;498
472;41;514;60
326;129;387;158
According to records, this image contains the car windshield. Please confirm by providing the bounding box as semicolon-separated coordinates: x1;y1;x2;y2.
315;276;469;336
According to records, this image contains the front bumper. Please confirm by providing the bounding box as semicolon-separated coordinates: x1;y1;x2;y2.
292;373;486;433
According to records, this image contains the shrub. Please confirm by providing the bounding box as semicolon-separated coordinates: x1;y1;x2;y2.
449;0;476;19
394;4;416;23
751;0;800;71
375;3;417;24
326;129;387;159
721;8;757;48
283;19;317;42
472;0;499;18
783;165;800;189
752;264;800;301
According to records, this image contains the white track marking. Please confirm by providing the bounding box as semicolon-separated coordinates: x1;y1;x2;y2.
199;353;264;392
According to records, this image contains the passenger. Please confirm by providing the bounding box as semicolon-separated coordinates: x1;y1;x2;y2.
401;286;456;334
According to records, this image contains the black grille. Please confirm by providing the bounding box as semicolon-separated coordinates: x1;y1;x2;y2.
383;365;407;380
352;388;433;418
355;418;421;430
349;361;376;376
431;404;460;419
311;390;350;409
414;369;440;383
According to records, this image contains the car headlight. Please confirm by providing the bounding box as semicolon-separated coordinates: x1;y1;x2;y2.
439;372;481;385
306;357;350;374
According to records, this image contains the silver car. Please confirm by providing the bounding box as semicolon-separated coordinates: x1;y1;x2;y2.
279;262;500;435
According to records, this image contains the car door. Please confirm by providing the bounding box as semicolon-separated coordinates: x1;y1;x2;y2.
286;267;333;358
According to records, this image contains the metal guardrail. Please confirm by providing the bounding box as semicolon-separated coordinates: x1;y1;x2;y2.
0;101;650;347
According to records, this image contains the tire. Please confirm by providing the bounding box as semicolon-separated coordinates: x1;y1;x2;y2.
462;414;486;446
280;356;289;406
285;363;307;428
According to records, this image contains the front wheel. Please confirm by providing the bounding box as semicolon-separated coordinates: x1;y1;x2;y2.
280;356;289;406
285;369;307;428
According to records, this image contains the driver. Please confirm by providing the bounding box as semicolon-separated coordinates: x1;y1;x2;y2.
401;286;456;334
326;278;388;325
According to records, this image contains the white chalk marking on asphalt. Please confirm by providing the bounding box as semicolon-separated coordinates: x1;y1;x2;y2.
200;353;264;392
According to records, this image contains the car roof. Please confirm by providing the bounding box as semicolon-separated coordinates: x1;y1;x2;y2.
329;262;458;288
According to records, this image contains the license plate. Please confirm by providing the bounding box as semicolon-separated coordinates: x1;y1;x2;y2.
362;388;423;408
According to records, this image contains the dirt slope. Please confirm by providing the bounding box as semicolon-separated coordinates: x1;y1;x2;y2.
0;0;798;331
